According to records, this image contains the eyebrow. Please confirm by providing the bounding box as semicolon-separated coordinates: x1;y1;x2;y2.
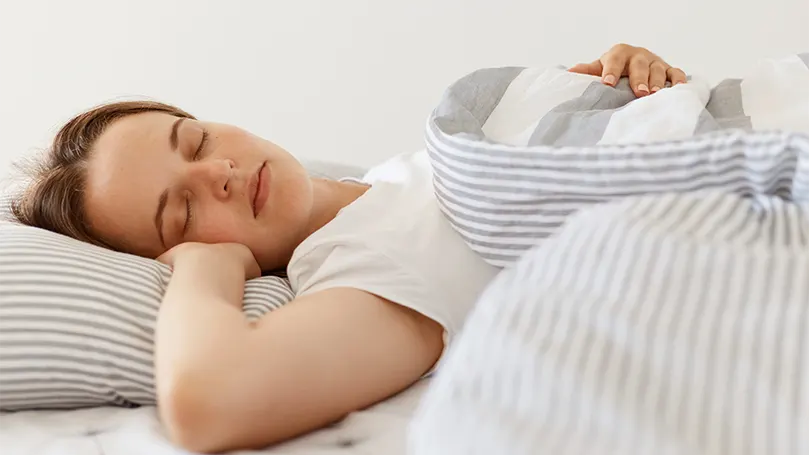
154;189;169;249
169;117;186;150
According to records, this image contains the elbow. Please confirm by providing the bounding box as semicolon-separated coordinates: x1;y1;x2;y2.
158;375;230;454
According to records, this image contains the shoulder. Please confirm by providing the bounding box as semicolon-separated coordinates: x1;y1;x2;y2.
289;239;431;305
291;152;439;271
287;150;499;336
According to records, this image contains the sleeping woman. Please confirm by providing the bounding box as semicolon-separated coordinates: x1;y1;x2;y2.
10;43;686;453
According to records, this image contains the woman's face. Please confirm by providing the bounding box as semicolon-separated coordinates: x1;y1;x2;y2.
84;112;313;270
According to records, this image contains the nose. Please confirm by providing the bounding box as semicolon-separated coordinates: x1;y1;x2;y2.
188;158;235;200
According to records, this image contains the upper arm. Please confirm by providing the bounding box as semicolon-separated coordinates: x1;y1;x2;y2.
169;287;443;452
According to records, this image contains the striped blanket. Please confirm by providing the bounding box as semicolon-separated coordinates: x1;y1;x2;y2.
412;54;809;454
426;53;809;266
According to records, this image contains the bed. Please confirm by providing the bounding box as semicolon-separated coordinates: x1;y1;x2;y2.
1;379;429;454
3;52;809;455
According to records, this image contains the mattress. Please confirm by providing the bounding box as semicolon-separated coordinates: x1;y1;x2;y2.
1;378;430;454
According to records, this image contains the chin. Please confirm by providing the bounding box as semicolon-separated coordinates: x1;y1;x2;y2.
251;247;283;274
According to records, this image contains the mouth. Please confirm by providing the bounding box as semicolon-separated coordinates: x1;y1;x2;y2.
251;161;270;218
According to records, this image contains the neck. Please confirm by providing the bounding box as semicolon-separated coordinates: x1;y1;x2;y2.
302;177;368;239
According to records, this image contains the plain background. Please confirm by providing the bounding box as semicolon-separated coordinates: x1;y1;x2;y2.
1;0;807;183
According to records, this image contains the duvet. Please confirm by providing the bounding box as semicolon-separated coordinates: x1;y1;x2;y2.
411;53;809;454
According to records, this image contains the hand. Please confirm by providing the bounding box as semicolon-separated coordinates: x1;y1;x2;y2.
568;43;687;98
158;242;261;281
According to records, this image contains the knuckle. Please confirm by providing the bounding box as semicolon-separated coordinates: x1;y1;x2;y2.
613;43;632;52
631;55;650;67
602;59;619;71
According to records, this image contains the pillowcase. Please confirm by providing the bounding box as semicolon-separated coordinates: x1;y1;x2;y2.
0;159;367;411
0;223;293;411
0;193;11;221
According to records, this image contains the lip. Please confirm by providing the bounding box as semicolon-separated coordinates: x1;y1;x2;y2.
251;161;270;218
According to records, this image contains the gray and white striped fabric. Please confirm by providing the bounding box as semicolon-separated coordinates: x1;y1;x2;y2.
0;193;13;222
411;192;809;455
0;223;293;411
426;53;809;267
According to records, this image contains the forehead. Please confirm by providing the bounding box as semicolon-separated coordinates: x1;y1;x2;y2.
95;112;177;153
84;112;180;257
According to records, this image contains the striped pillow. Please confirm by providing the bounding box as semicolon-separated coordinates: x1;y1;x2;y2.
0;191;13;222
0;223;293;411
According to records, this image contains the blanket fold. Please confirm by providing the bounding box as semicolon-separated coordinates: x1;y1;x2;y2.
426;53;809;266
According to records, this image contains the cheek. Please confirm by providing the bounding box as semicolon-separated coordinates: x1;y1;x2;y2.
195;209;251;244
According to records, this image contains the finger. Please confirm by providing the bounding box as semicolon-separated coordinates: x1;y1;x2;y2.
628;56;651;97
568;60;604;76
648;61;668;93
600;52;629;86
156;253;174;268
667;67;688;86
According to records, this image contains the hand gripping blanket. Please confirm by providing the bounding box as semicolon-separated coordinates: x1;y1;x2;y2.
410;54;809;454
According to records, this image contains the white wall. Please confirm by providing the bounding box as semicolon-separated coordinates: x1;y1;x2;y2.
1;0;807;181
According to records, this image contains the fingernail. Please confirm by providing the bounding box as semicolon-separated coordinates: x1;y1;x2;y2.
637;84;649;94
603;74;616;85
651;85;661;93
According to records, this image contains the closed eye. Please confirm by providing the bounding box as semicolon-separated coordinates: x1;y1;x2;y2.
183;195;193;235
193;128;209;160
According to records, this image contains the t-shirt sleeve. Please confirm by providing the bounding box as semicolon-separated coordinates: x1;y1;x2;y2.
289;242;455;338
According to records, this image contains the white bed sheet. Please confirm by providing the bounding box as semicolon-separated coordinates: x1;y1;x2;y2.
1;379;429;455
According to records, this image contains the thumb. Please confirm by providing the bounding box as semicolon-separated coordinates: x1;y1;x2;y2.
567;60;604;76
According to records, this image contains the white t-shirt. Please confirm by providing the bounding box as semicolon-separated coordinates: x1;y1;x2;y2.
287;151;498;357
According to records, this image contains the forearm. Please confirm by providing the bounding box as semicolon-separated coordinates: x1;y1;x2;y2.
155;254;249;375
154;252;254;444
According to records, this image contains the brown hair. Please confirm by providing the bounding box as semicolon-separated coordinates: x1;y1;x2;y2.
10;100;195;247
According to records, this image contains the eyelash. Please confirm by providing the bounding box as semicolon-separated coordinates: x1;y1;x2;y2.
183;195;193;235
193;128;210;161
